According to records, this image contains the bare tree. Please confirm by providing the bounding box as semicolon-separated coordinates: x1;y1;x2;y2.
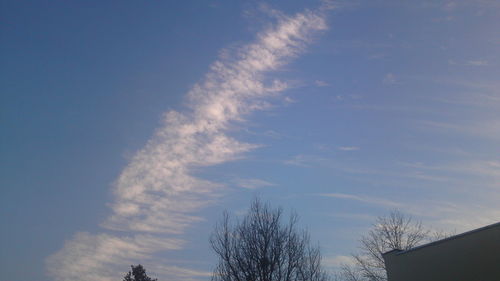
339;211;430;281
210;199;330;281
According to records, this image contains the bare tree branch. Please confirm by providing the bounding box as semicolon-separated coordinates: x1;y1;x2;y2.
210;199;330;281
338;210;440;281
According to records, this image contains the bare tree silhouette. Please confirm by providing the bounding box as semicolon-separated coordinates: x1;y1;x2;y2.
339;210;442;281
210;199;329;281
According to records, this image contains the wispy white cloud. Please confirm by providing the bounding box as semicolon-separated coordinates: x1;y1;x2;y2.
403;159;500;186
465;59;489;66
103;8;328;233
443;1;458;11
338;146;360;151
284;96;297;104
383;73;396;85
368;53;387;60
314;80;330;87
317;158;500;232
233;178;276;189
284;154;329;167
47;6;329;281
448;59;489;66
433;92;500;109
420;120;500;140
443;0;500;9
429;78;500;109
150;264;212;281
323;255;356;269
46;233;184;281
327;212;376;222
318;193;402;208
320;193;500;234
406;199;500;233
422;0;500;10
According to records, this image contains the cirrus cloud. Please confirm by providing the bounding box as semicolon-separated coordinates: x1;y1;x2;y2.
47;6;330;281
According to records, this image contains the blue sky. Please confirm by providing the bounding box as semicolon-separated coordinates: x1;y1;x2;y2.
1;1;500;280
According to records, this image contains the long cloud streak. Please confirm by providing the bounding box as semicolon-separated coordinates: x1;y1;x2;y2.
47;7;328;281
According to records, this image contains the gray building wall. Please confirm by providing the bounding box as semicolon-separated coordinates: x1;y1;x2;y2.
383;222;500;281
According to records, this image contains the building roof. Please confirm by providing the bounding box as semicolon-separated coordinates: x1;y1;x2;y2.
383;221;500;281
383;221;500;257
